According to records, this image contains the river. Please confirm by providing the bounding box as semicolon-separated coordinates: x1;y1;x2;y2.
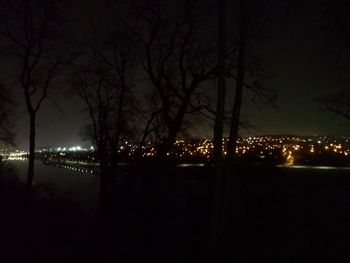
6;159;99;214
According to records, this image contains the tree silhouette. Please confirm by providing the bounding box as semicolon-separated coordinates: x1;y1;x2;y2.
226;0;246;162
0;0;72;191
319;91;350;120
109;0;222;158
71;30;135;211
134;90;164;156
224;0;276;161
211;0;226;260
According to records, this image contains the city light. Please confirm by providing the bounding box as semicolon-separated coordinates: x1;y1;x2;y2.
4;135;350;167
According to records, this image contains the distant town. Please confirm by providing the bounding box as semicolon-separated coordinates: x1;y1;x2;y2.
3;135;350;168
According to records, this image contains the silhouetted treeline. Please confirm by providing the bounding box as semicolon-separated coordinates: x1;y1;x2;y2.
0;0;76;191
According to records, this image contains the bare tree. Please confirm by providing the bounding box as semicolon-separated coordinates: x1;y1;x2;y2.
227;0;247;161
0;0;71;190
224;0;277;162
210;0;226;260
109;0;222;158
71;31;135;211
134;91;164;156
318;91;350;120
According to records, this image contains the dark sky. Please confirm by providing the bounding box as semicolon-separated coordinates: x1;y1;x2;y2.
243;0;350;137
241;1;350;137
11;0;350;149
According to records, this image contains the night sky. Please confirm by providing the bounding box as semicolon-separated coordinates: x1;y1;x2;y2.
9;0;350;149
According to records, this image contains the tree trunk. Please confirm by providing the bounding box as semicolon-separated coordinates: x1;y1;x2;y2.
109;146;119;193
99;156;110;215
157;100;189;159
26;113;36;191
210;0;226;260
158;130;177;158
227;0;246;162
137;110;159;158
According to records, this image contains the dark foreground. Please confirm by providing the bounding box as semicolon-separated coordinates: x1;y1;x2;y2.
1;163;350;262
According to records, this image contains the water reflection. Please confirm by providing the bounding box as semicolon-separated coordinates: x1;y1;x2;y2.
54;164;96;175
5;160;99;214
6;156;27;161
276;164;350;170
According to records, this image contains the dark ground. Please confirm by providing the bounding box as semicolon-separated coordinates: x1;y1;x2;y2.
1;163;350;262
